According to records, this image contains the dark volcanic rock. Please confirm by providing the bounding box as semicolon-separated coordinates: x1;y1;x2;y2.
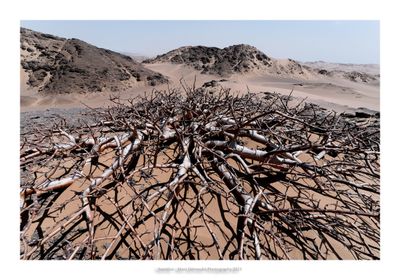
202;80;219;88
20;28;168;94
355;111;373;118
144;44;272;76
318;69;329;75
343;71;377;83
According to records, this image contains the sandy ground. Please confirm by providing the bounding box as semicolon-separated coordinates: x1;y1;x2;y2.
21;62;380;113
20;60;380;259
146;63;380;112
20;110;379;259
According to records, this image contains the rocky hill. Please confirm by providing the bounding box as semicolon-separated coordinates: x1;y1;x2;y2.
144;44;319;78
20;28;168;94
144;44;274;76
144;44;379;83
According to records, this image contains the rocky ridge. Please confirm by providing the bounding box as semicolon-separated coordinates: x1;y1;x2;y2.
21;28;168;94
144;44;274;76
145;44;379;83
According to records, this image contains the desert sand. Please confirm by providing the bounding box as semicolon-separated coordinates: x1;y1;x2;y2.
146;62;380;112
20;88;380;260
21;61;379;113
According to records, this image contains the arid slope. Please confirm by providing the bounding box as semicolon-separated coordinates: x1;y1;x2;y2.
20;28;167;95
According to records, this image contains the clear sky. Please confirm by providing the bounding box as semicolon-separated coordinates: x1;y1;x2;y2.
20;20;379;64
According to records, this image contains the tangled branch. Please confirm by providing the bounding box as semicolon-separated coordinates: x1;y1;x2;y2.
20;85;380;260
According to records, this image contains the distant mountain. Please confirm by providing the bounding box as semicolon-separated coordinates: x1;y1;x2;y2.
301;61;380;83
144;44;379;83
302;61;380;76
144;44;324;79
20;28;168;94
121;52;151;63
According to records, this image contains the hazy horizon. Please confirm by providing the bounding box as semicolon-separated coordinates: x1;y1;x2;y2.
20;20;380;64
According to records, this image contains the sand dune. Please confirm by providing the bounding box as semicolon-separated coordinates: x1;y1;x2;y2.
21;62;380;113
144;63;379;112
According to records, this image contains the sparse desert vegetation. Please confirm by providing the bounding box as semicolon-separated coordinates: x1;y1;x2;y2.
20;84;379;260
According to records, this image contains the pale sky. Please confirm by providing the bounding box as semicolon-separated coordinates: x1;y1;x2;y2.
21;20;379;64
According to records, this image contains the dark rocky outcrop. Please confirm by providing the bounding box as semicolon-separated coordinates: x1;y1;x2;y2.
343;71;377;83
144;44;273;76
20;28;168;94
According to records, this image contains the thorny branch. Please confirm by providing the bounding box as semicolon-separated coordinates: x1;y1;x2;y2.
20;86;380;260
